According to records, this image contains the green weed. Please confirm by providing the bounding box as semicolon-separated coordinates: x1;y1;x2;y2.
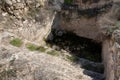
47;50;59;56
10;38;23;47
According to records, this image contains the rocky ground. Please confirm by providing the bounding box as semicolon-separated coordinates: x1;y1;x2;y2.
0;44;91;80
0;0;120;80
0;27;104;80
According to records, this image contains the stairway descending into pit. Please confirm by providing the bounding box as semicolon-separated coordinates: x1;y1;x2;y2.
76;58;104;80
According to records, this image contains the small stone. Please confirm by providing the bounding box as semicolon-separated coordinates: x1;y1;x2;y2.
10;6;14;10
2;12;8;16
17;0;21;2
5;0;12;5
13;3;24;9
23;20;28;24
57;31;64;36
36;3;40;8
12;0;16;3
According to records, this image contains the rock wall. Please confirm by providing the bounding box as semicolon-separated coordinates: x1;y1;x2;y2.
102;39;115;80
51;0;120;80
0;0;63;45
0;0;120;80
55;0;120;42
0;45;92;80
102;30;120;80
112;30;120;80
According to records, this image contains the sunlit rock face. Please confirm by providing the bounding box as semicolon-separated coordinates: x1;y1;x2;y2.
0;1;94;80
0;0;120;80
55;0;120;42
0;0;64;45
0;45;92;80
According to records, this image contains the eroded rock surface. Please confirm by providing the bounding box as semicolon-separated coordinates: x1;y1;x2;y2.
0;45;92;80
0;0;62;45
53;0;120;42
0;0;95;80
49;0;120;80
0;0;120;80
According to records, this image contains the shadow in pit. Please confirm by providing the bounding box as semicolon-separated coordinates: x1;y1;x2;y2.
46;29;105;80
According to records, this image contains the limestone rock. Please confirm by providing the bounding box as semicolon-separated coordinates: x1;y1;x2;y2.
49;0;64;11
0;45;92;80
55;0;120;42
0;0;60;45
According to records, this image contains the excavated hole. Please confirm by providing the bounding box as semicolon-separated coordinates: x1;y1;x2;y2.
46;29;104;76
47;29;102;62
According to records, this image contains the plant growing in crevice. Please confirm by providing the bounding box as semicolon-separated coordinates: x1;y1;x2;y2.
36;46;46;52
10;38;23;47
26;43;38;51
66;55;79;62
47;50;59;56
106;21;120;37
26;43;46;52
0;68;17;80
64;0;73;4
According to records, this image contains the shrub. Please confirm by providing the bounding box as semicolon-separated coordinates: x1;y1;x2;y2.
47;50;59;56
0;68;16;80
66;55;79;62
26;43;38;51
106;21;120;36
26;43;46;52
64;0;73;4
37;46;46;52
10;38;23;47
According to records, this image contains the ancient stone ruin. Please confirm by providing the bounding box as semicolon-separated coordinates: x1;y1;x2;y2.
0;0;120;80
48;0;120;80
